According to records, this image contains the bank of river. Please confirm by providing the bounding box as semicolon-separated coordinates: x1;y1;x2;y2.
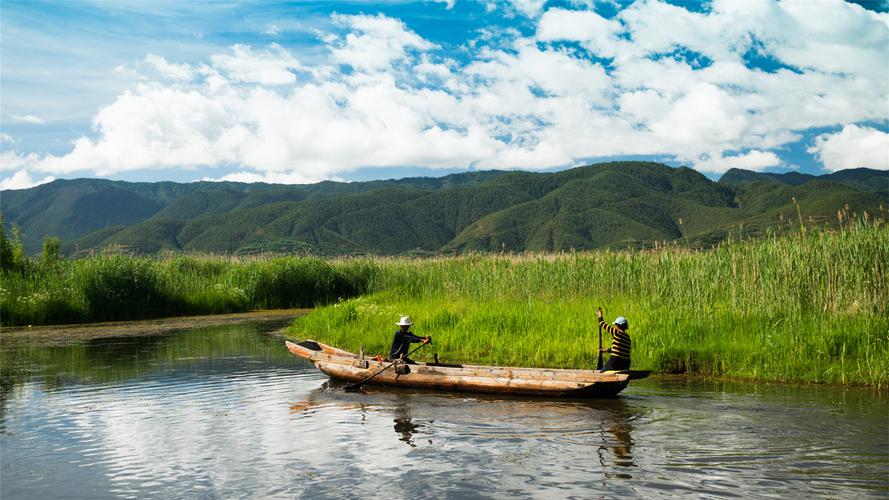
2;316;887;498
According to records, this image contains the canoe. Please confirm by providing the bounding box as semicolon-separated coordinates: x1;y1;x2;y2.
286;339;649;397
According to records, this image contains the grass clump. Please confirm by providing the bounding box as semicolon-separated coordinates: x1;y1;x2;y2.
1;254;376;325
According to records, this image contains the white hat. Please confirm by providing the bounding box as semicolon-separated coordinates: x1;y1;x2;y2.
396;315;413;326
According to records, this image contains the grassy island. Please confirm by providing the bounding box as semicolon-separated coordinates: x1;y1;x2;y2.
289;223;888;388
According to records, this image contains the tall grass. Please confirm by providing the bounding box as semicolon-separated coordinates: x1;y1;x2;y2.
0;255;376;325
290;222;889;387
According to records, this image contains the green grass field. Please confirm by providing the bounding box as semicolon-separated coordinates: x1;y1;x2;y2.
289;222;889;387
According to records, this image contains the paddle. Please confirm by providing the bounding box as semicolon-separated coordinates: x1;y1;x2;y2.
596;308;604;370
343;340;430;391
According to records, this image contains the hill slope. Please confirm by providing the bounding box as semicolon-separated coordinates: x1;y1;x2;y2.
2;163;886;255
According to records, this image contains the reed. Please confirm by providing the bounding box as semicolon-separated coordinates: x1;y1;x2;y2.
0;254;375;325
290;222;889;387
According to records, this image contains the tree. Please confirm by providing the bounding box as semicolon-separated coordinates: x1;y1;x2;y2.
0;215;26;271
42;236;61;266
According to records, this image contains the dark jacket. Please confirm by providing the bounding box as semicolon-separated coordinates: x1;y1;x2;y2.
390;329;424;359
598;318;631;371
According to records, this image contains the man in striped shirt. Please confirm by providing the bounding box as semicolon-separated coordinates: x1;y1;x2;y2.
597;307;631;371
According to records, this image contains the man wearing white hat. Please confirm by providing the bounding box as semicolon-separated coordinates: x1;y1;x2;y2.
389;316;430;364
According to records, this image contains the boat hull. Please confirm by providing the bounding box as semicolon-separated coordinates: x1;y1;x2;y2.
286;340;642;397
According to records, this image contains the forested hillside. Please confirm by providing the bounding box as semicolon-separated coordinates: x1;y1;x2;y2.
2;162;886;255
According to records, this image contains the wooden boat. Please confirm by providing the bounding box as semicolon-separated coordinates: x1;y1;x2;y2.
286;340;649;397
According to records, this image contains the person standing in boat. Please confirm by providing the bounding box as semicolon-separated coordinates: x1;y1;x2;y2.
597;307;631;371
389;316;430;364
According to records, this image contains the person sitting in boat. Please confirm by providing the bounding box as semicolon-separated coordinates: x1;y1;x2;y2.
597;307;631;371
389;316;430;364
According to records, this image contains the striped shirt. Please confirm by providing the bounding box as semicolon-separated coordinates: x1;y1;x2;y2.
599;319;631;360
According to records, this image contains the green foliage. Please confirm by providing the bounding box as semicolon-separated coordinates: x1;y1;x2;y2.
42;236;61;267
1;255;376;325
0;216;28;271
290;223;889;387
81;256;170;321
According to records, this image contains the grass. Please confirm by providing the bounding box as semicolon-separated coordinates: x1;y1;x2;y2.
0;255;376;325
289;220;889;388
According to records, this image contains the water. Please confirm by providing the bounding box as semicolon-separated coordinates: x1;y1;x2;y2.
2;320;887;499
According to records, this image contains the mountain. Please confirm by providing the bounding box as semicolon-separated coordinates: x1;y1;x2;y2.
0;172;501;253
718;167;889;197
2;163;886;256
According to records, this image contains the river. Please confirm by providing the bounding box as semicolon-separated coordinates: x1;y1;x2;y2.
1;318;886;498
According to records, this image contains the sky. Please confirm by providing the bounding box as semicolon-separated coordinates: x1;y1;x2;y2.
1;0;888;189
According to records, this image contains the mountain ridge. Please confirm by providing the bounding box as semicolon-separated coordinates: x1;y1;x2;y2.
2;163;886;255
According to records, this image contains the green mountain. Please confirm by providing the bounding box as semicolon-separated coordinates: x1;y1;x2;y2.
2;162;886;255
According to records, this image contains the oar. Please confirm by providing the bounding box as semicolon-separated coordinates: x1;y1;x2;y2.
596;316;604;370
343;341;429;392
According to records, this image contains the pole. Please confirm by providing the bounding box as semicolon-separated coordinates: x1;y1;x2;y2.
343;341;429;391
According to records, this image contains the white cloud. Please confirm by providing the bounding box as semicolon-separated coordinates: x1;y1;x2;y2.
0;169;55;190
12;3;889;183
0;151;55;189
329;13;434;71
204;170;338;184
210;44;301;85
694;150;782;174
1;133;16;144
536;8;623;57
34;84;234;174
145;54;193;81
507;0;547;18
808;124;889;172
9;114;46;125
264;24;281;36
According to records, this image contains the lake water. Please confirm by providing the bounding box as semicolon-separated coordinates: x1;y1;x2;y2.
2;319;887;499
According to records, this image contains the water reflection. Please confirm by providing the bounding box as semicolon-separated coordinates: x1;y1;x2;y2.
598;402;635;479
289;380;641;479
393;405;425;447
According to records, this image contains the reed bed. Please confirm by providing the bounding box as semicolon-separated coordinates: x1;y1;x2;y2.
291;222;889;387
0;255;376;325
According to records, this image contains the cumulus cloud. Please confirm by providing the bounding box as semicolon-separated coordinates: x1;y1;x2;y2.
9;114;46;125
210;44;301;85
536;8;623;57
0;152;55;189
507;0;547;18
12;2;889;183
329;14;434;71
808;124;889;172
204;170;342;184
145;54;193;81
694;150;782;174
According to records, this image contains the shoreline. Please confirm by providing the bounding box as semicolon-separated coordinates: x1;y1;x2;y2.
0;308;308;347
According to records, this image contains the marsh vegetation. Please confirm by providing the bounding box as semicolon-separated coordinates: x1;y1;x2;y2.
3;216;886;386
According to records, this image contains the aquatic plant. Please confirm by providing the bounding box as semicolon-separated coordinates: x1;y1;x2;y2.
0;254;375;325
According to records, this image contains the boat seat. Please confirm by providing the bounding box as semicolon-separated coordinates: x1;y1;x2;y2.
297;340;322;351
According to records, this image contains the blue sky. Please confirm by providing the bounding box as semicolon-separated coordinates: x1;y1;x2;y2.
1;0;887;188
